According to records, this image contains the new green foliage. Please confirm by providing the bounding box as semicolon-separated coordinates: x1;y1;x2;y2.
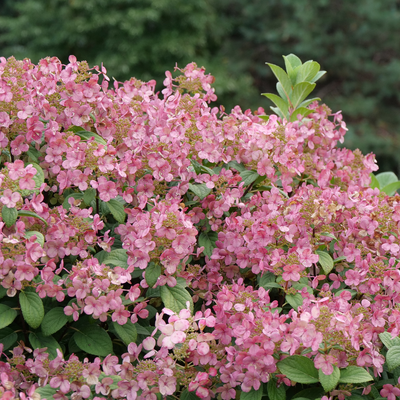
263;55;325;121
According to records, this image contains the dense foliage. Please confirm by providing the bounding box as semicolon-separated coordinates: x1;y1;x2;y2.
2;54;400;400
1;0;400;172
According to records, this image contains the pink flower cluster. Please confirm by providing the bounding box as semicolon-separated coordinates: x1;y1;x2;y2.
1;54;399;399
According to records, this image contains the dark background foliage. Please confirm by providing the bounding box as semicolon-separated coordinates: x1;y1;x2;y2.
1;0;400;173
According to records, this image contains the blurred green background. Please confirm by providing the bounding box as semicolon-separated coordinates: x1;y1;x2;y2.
1;0;400;173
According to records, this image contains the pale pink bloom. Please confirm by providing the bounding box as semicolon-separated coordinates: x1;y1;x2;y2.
64;303;81;321
0;111;11;127
143;337;156;351
50;375;70;393
314;353;337;375
26;241;44;262
217;384;236;400
282;264;301;282
14;263;36;282
345;270;361;286
19;174;36;190
197;342;210;356
380;384;400;400
159;375;176;396
343;243;361;262
0;189;21;208
6;160;25;180
298;248;319;268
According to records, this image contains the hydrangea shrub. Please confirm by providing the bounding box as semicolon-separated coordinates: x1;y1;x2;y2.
1;54;400;400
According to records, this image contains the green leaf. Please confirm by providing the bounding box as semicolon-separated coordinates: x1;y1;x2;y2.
291;82;316;109
259;272;276;288
346;396;366;400
319;366;340;392
198;231;218;258
283;54;302;70
27;146;42;163
320;232;337;241
267;378;286;400
30;162;45;189
240;386;263;400
226;160;247;172
136;324;151;336
181;389;202;400
240;170;261;186
381;181;400;196
316;250;334;274
17;210;48;225
74;129;108;146
160;284;194;314
34;385;57;400
309;70;327;83
83;188;96;205
145;262;161;288
291;387;325;399
190;159;203;174
41;308;69;336
393;366;400;385
29;332;62;360
24;231;45;247
262;93;289;119
73;324;113;356
376;171;398;188
289;398;309;400
271;106;285;120
370;387;382;399
112;320;137;346
107;198;126;223
266;63;293;102
277;355;319;384
188;183;212;200
94;249;109;264
0;327;17;351
370;173;380;189
0;304;17;329
101;200;110;214
200;165;216;176
286;293;303;310
1;206;18;227
19;291;44;329
338;366;373;383
62;192;84;210
379;332;400;349
298;97;321;108
289;107;313;122
386;345;400;370
292;282;313;295
261;282;282;289
146;287;161;299
67;125;87;133
276;82;288;103
295;61;320;84
334;289;357;299
283;54;302;84
104;249;129;268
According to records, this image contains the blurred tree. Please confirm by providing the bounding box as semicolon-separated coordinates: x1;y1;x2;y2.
0;0;258;111
1;0;400;172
